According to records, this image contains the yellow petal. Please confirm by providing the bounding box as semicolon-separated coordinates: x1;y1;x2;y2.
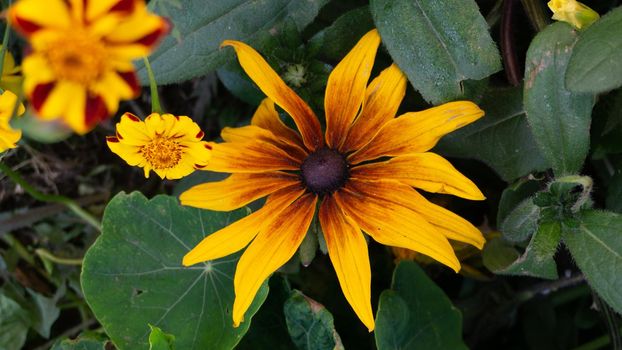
319;196;374;331
179;172;301;211
221;125;307;162
222;40;323;151
351;153;485;200
8;0;71;37
335;180;460;272
115;112;150;144
251;98;304;149
232;193;317;326
342;64;406;152
182;185;306;266
325;29;380;149
349;101;484;164
206;140;300;173
347;179;485;249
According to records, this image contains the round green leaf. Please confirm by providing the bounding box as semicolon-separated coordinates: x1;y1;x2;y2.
81;192;268;350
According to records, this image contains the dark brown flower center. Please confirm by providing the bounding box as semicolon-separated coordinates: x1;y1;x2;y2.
301;148;349;194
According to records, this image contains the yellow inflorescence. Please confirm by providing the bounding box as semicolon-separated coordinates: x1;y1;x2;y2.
548;0;600;29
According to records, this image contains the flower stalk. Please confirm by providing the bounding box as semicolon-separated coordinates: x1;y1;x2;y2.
143;56;162;114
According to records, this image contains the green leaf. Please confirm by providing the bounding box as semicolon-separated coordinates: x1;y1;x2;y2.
375;261;468;350
563;210;622;314
436;87;548;181
370;0;501;104
566;7;622;93
283;290;343;350
498;221;561;280
51;335;109;350
497;179;542;226
0;293;30;350
138;0;329;84
236;276;296;350
81;192;268;350
524;22;595;176
27;286;63;338
148;324;175;350
500;198;541;243
308;6;374;61
482;238;521;272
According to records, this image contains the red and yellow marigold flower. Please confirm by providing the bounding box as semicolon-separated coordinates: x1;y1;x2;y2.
0;90;26;152
106;113;211;180
180;30;486;331
7;0;169;134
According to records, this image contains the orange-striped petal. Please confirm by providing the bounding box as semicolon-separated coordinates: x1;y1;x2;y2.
179;172;301;211
222;40;323;151
334;181;460;271
347;179;485;249
221;125;307;162
232;193;317;326
251;98;304;149
349;101;484;164
325;29;380;149
351;153;485;200
319;196;374;331
342;64;407;152
182;185;306;266
206;140;300;173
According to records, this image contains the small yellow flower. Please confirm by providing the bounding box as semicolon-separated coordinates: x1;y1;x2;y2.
107;113;211;180
0;90;26;152
8;0;169;134
180;29;486;331
1;47;23;94
548;0;599;29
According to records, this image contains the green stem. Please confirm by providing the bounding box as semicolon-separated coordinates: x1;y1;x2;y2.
0;162;101;231
35;248;82;266
143;56;161;114
573;327;622;350
0;9;11;79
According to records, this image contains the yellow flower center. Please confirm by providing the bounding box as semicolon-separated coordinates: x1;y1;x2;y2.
45;32;107;85
141;137;183;170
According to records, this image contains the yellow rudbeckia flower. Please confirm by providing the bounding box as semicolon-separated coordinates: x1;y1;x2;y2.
7;0;169;134
107;113;211;180
0;90;26;152
548;0;600;29
180;29;486;331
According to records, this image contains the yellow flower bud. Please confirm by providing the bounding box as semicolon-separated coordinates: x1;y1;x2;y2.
548;0;600;29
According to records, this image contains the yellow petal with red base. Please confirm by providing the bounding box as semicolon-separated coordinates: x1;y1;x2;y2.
351;152;485;200
182;185;305;266
222;40;323;151
221;125;307;162
180;172;301;211
0;91;26;152
251;98;304;149
325;29;380;149
319;196;374;331
335;180;460;272
348;179;485;249
232;193;317;327
349;101;484;164
8;0;71;37
206;140;301;173
342;64;407;152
